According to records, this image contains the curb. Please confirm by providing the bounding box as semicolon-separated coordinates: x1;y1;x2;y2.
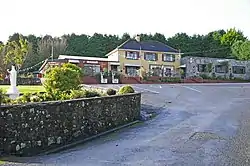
38;120;140;156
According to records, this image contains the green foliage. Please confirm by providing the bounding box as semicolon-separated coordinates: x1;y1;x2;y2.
118;85;135;94
69;90;87;99
206;63;213;73
232;40;250;60
113;72;120;79
220;28;246;46
2;88;105;105
1;29;248;71
44;63;82;93
199;73;210;79
106;88;117;96
4;36;28;69
62;63;82;74
84;89;102;98
161;77;181;83
0;89;11;105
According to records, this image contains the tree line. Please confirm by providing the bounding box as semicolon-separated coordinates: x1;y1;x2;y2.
0;28;249;77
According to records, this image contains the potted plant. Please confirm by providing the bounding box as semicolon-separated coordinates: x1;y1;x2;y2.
112;72;120;83
101;68;108;83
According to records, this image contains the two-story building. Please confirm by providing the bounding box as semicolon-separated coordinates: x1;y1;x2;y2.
106;35;182;77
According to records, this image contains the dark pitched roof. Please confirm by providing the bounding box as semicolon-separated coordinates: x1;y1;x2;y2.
118;39;179;53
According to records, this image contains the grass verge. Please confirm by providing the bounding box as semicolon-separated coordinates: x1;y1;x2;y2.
0;85;45;93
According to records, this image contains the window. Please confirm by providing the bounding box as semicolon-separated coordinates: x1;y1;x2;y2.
144;52;157;61
125;66;140;76
215;65;227;73
232;66;246;74
197;64;207;72
162;54;175;62
83;64;100;76
125;51;139;60
149;65;162;76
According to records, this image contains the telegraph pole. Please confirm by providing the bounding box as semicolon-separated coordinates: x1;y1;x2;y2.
51;41;54;62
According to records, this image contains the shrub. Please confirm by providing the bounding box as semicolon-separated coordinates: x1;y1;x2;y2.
199;73;210;79
0;89;11;105
44;63;82;93
21;93;33;102
84;89;102;98
161;77;181;83
30;95;42;102
69;90;87;99
106;88;116;96
62;63;82;74
118;85;135;94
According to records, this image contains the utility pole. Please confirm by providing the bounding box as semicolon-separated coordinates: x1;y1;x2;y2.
51;41;54;62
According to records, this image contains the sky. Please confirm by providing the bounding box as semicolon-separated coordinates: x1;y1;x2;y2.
1;0;250;42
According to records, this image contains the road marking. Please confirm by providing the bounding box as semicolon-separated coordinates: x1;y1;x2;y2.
179;85;202;93
133;85;160;94
149;84;163;89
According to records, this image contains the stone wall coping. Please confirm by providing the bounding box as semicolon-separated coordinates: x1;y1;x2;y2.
0;92;141;109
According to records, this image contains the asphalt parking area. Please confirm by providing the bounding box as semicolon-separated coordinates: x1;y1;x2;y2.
4;83;250;166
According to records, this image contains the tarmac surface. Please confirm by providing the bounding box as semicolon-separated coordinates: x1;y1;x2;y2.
2;83;250;166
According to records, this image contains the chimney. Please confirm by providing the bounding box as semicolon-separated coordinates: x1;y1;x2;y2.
135;34;140;42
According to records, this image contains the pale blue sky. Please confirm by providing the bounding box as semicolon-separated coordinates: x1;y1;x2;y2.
1;0;250;42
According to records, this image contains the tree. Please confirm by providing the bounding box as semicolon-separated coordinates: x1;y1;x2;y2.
0;43;5;78
231;40;250;60
44;63;82;94
153;33;167;44
4;36;28;70
120;33;131;43
2;29;248;72
221;28;246;46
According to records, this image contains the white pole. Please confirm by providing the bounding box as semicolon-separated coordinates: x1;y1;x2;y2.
51;44;54;61
139;45;142;76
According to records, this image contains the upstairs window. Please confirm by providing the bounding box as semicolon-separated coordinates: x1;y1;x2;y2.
162;54;175;62
125;51;139;60
232;66;246;74
144;52;157;61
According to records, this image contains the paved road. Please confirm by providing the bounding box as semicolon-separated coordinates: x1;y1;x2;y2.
3;83;250;166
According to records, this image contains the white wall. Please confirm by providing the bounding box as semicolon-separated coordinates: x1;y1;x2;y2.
108;50;119;62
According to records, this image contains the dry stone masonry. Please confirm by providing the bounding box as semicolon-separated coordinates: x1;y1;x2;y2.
0;93;141;156
182;56;250;80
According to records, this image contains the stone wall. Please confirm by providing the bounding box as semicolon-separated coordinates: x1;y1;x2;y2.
0;93;141;156
182;56;250;80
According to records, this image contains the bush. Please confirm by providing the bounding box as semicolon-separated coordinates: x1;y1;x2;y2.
0;89;11;105
118;85;135;94
106;88;116;96
161;77;181;83
84;89;102;98
44;63;82;93
2;88;105;105
199;73;210;79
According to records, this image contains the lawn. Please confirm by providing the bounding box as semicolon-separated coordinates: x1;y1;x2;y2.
0;85;45;93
